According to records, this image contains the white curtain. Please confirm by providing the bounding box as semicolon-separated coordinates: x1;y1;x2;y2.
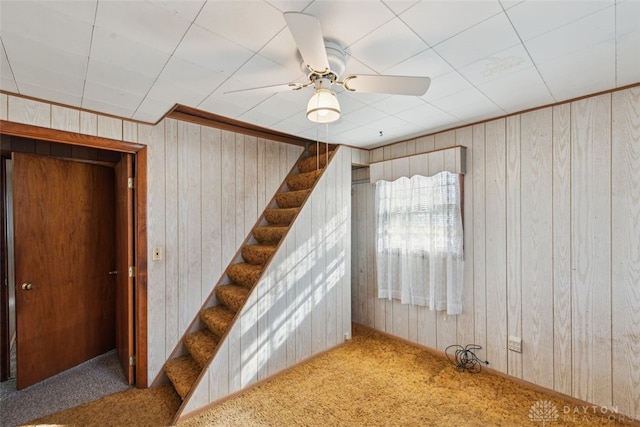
375;172;464;315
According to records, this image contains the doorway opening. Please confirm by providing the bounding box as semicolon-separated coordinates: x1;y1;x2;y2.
0;125;148;391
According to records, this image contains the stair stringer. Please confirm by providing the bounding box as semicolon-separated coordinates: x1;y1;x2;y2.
177;146;352;421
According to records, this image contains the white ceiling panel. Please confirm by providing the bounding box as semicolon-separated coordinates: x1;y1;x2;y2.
506;0;614;41
433;12;521;69
478;67;554;113
94;1;191;55
402;1;503;47
0;0;636;149
524;6;616;65
347;17;429;73
537;41;615;102
90;27;171;78
196;1;286;52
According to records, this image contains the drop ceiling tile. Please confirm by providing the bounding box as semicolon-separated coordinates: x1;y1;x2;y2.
433;12;521;69
86;59;156;97
145;81;209;109
402;1;503;46
524;6;615;65
422;71;473;102
342;105;390;126
348;17;429;73
16;82;82;108
458;44;532;87
196;1;285;52
148;0;206;21
303;1;395;48
0;48;17;92
90;27;170;78
386;48;455;80
36;0;98;24
478;67;554;113
430;87;501;118
83;81;146;112
538;41;615;102
11;59;85;97
1;33;88;80
240;93;303;125
95;0;191;55
155;57;228;97
0;1;93;56
400;102;458;128
133;97;175;122
82;96;138;120
174;24;254;74
383;1;420;15
506;0;613;41
616;0;640;86
371;94;425;115
258;26;309;75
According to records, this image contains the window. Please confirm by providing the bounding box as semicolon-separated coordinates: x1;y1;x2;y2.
375;172;464;314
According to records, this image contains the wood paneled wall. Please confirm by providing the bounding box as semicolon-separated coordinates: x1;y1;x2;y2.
141;118;304;380
351;87;640;421
182;147;352;418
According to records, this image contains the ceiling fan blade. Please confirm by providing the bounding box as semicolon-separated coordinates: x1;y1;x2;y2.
224;82;307;95
283;12;330;74
342;75;431;96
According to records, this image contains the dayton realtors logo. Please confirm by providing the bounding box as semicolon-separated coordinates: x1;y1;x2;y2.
528;400;629;425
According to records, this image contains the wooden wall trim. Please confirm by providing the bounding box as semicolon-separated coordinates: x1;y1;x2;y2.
168;106;311;147
0;120;145;153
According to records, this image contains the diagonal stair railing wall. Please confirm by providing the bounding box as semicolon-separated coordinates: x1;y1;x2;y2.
153;144;352;423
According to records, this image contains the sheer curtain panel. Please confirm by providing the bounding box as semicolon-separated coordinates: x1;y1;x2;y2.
375;172;464;315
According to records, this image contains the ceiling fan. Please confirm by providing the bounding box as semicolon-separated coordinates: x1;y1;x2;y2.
226;12;432;124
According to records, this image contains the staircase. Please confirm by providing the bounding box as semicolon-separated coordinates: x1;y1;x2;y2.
161;143;335;404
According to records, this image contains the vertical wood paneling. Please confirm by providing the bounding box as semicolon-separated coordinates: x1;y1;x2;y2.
141;122;166;378
244;136;258;231
164;119;179;357
611;88;640;421
456;127;474;347
552;102;573;396
177;122;202;330
571;94;612;408
484;119;507;372
415;135;435;153
311;174;327;353
221;131;237;268
435;129;456;150
8;96;50;127
80;111;97;136
295;194;313;362
123;121;138;143
285;212;297;365
97;115;122;140
235;136;246;249
0;93;7;120
201;127;222;301
472;124;487;357
521;108;554;388
341;149;352;339
506;115;522;379
325;153;338;348
51;105;79;133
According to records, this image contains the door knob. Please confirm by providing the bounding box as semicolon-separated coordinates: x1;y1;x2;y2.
21;282;34;291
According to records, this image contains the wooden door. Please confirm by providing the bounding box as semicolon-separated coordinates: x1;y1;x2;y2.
115;154;135;384
13;153;115;389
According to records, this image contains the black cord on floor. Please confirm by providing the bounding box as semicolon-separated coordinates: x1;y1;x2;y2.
445;344;489;373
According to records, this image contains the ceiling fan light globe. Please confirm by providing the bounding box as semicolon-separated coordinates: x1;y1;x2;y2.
306;88;340;123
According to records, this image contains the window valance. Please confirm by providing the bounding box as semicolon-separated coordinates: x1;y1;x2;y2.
369;145;466;183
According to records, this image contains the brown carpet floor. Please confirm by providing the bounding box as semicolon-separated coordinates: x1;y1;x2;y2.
28;324;636;426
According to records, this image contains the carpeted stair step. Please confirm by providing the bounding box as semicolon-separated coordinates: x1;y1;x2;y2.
275;189;310;208
164;355;201;400
241;244;277;265
227;263;263;288
183;328;219;368
200;305;235;337
286;169;323;191
297;151;333;173
252;225;288;244
215;284;250;313
264;207;299;225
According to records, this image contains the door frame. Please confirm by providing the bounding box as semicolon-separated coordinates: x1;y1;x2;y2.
0;119;148;388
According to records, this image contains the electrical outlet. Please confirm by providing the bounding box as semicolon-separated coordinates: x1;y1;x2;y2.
508;336;522;353
152;247;163;261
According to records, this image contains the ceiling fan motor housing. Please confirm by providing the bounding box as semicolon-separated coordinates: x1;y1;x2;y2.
301;41;346;81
